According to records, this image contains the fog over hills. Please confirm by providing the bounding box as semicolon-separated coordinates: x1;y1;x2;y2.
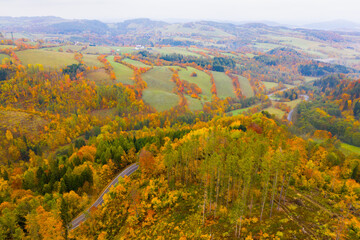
1;16;360;33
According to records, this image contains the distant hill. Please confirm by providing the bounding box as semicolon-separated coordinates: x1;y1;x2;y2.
115;18;168;34
0;16;66;31
303;19;360;31
46;20;109;34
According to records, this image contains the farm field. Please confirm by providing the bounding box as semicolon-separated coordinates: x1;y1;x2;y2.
341;142;360;155
264;35;339;58
304;76;318;82
122;58;150;68
187;47;210;53
82;46;112;55
227;106;255;116
86;69;112;85
151;47;201;57
263;81;279;90
141;67;179;110
16;49;77;68
266;35;322;50
178;67;212;100
0;45;14;49
162;23;234;37
42;45;83;52
185;95;203;111
110;47;139;54
263;107;286;119
107;56;133;85
142;67;174;92
237;75;254;97
0;54;8;61
211;71;236;99
142;89;179;111
83;54;102;67
283;99;303;109
253;42;283;51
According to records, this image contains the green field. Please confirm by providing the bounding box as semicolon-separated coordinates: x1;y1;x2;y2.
110;47;138;54
142;89;179;111
122;58;150;68
263;81;279;90
185;96;203;111
188;47;210;53
141;67;180;111
304;76;318;82
151;47;201;57
42;45;83;52
228;106;254;116
341;142;360;155
263;107;286;119
264;35;342;58
0;54;8;62
211;71;236;99
237;75;254;97
87;69;112;86
283;99;303;109
0;45;14;49
162;23;234;38
107;56;134;85
142;67;174;92
83;54;102;67
253;42;282;51
178;67;212;100
17;49;77;68
82;46;112;55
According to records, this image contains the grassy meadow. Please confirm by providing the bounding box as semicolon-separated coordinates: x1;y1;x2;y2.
122;58;150;68
86;69;112;86
142;89;179;111
237;75;254;97
107;56;134;85
211;71;236;99
17;49;77;68
185;95;203;111
0;54;8;62
151;47;201;57
142;67;174;92
178;67;212;100
263;107;286;119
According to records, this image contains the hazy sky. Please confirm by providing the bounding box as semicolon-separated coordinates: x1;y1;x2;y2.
1;0;360;24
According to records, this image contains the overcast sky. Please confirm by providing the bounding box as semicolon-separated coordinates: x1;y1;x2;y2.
1;0;360;24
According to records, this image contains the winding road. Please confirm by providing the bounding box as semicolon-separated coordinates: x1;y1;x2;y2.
287;94;309;122
70;163;139;230
266;87;309;122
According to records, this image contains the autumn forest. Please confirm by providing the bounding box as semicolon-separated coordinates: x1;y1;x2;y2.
0;15;360;240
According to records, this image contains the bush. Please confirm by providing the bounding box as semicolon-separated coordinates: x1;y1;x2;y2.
74;138;86;149
190;72;197;77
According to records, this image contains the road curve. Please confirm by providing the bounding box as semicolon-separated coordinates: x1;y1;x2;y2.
70;163;139;230
287;95;309;122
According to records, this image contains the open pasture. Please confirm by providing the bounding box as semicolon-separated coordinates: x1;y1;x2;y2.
17;49;77;68
142;66;175;92
107;56;134;85
211;71;236;99
142;89;179;111
237;75;254;97
178;67;212;99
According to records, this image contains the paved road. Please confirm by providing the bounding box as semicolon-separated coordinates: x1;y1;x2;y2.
70;163;139;230
287;95;309;122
